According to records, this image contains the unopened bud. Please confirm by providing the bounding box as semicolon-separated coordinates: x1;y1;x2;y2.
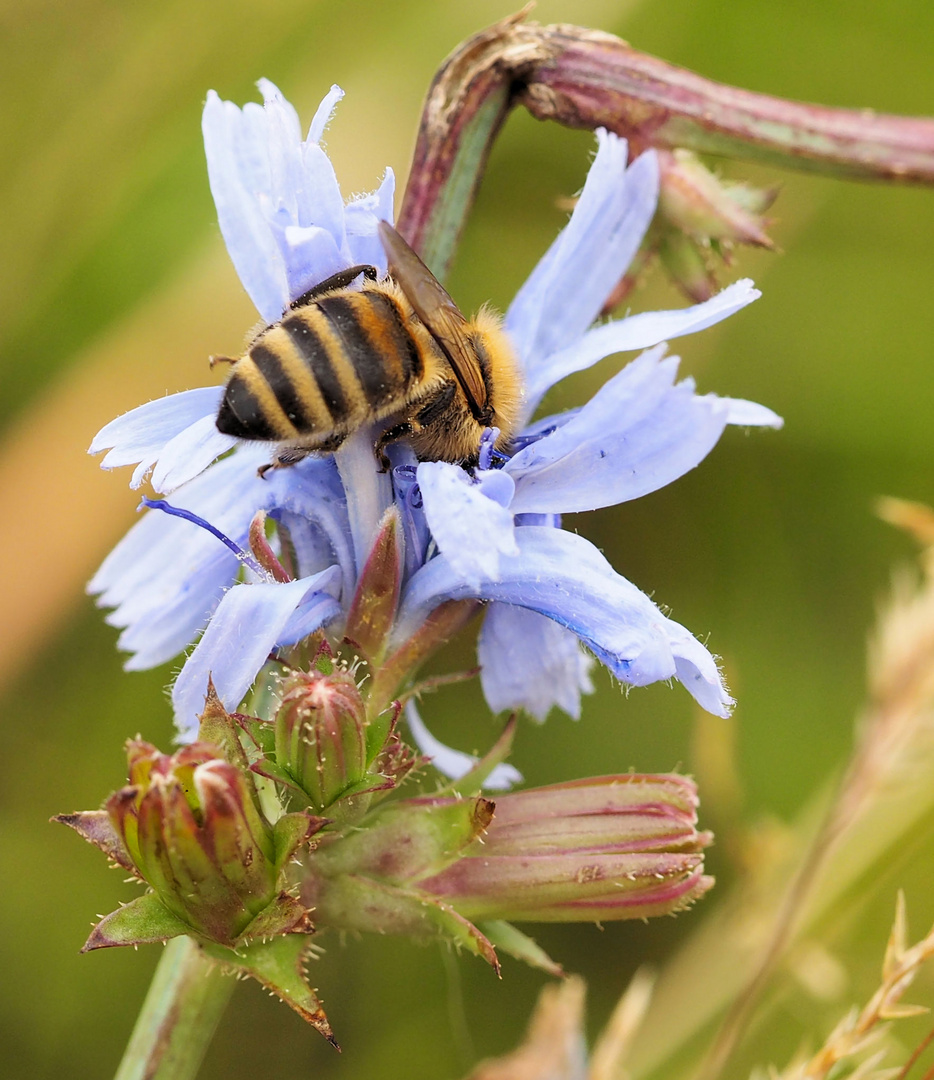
303;796;494;941
419;774;712;923
274;669;368;811
658;149;776;249
301;774;711;970
108;740;281;945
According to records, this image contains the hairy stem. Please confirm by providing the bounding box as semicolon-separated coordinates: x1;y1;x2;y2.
114;938;234;1080
398;9;934;277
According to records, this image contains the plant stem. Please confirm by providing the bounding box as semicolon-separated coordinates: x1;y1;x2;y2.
398;9;934;276
114;937;235;1080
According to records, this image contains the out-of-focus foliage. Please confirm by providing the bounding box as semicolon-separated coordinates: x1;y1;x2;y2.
5;1;934;1078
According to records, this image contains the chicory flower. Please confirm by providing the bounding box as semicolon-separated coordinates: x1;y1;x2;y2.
89;80;779;757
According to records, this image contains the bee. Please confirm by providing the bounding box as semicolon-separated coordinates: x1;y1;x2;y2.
215;221;522;473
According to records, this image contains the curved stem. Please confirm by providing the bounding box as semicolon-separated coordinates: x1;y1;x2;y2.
398;10;934;277
114;937;235;1080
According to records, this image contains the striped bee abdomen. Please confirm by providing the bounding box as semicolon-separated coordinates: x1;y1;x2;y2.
216;287;426;443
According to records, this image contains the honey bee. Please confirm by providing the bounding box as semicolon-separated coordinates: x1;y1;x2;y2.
215;221;522;473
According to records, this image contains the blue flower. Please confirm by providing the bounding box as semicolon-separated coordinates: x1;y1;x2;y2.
89;81;779;754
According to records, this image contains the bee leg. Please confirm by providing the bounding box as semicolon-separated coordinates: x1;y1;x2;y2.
374;422;415;472
290;264;378;309
373;382;458;471
257;433;347;478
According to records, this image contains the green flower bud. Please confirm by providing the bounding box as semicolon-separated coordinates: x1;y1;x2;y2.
274;669;368;811
658;149;776;249
107;740;281;945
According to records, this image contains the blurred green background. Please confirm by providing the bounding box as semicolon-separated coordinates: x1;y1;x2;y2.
5;0;934;1077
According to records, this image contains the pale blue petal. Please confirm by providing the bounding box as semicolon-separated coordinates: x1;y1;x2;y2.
334;429;394;579
89;447;352;671
416;462;518;588
668;620;733;716
115;547;238;671
723;398;784;428
307;84;344;143
278;223;346;302
89;386;224;489
202;89;291;323
506;133;658;367
473;467;515;508
404;702;522;791
277;565;343;645
266;455;356;597
274;509;343;580
525;278;760;408
204;81;394;319
172;569;342;739
149;415;238;494
258;79;306;225
478;603;594;721
508;347;737;514
295;141;346;244
396;527;728;714
345;168;395;271
90;447;273;667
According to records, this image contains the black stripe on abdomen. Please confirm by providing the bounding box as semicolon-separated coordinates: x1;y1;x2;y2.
250;343;315;430
319;294;404;406
217;372;281;440
367;292;423;384
280;314;350;423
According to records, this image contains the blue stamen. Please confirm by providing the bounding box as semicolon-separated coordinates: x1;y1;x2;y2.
477;428;497;471
139;497;266;577
478;427;510;470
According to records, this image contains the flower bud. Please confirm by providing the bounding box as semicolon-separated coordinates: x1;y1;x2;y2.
418;774;712;923
658;149;776;250
301;774;711;970
302;796;495;951
107;740;281;945
274;669;368;811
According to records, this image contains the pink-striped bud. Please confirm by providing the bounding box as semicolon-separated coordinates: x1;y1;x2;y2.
301;773;711;971
419;774;712;922
107;740;283;945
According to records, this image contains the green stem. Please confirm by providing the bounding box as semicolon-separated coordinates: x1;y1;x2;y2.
114;937;235;1080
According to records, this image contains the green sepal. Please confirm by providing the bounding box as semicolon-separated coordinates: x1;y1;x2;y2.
253;759;389;818
272;811;326;872
238;891;314;942
313;874;499;973
196;680;267;823
52;810;137;875
366;599;480;723
440;716;517;797
81;893;191;951
239;713;276;756
197;679;252;774
251;757;304;793
201;935;338;1047
311;797;493;880
477;920;564;977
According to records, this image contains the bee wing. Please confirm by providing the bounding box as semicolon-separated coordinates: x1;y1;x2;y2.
378;221;488;418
